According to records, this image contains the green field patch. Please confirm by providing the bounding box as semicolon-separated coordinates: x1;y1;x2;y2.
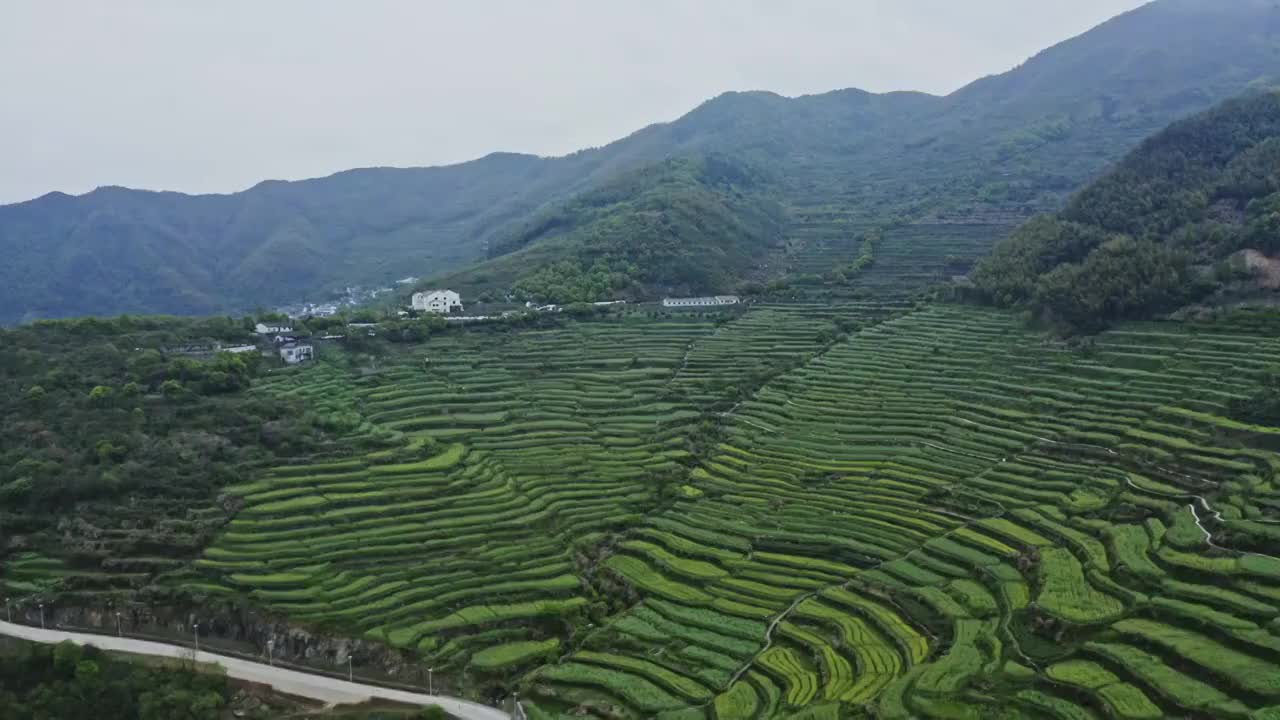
778;621;855;700
605;555;714;604
1097;682;1164;719
614;607;759;658
1036;548;1125;624
1086;642;1249;715
975;518;1053;548
575;650;713;702
1164;505;1207;550
647;598;767;642
911;618;992;696
229;572;313;587
369;443;467;474
412;598;586;635
242;494;330;515
1105;524;1163;580
1014;689;1101;720
537;662;685;713
758;645;819;707
620;540;728;580
1111;618;1280;697
713;679;759;719
1047;659;1119;689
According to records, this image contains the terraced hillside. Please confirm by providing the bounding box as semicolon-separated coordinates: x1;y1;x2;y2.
779;200;1013;293
182;304;1280;718
780;204;878;277
859;224;1012;290
183;305;900;685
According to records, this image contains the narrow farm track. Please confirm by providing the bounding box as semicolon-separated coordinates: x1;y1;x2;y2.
0;620;508;719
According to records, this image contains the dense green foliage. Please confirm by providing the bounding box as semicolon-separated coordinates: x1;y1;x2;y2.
448;156;784;302
3;0;1278;322
0;315;333;598
974;91;1280;331
0;641;228;720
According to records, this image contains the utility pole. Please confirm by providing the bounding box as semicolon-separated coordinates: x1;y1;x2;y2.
347;654;353;683
193;623;200;654
115;612;122;637
428;666;434;695
38;603;44;629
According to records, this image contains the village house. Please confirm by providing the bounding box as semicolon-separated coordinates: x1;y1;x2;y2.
279;342;314;364
255;322;293;335
412;289;463;314
662;295;741;308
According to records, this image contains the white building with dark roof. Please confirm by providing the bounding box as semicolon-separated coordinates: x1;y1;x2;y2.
279;343;314;364
662;295;740;308
412;289;463;314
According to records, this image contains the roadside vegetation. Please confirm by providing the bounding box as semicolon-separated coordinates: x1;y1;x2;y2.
0;639;230;720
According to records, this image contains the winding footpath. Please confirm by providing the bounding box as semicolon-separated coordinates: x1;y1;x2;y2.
0;620;508;720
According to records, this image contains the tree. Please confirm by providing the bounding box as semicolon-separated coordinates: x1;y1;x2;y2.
88;385;115;405
52;641;83;674
1032;236;1195;332
160;379;185;399
73;659;101;690
95;440;127;464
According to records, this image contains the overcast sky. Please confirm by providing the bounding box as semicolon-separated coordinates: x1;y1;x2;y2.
0;0;1149;204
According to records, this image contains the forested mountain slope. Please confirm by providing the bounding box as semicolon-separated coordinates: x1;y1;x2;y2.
973;91;1280;331
3;0;1278;323
437;155;785;302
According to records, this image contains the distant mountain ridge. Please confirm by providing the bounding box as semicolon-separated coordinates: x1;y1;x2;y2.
2;0;1278;323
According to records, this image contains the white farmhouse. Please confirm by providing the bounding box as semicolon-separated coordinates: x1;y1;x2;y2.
255;322;293;335
279;342;314;364
662;295;741;308
412;289;464;314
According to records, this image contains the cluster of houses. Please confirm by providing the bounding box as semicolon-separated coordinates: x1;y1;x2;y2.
253;322;314;364
245;290;466;366
244;289;739;367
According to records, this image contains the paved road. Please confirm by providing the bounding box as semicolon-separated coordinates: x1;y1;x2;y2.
0;620;508;720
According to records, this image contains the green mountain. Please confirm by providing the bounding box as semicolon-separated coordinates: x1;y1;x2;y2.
3;0;1278;323
439;155;785;302
972;90;1280;331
